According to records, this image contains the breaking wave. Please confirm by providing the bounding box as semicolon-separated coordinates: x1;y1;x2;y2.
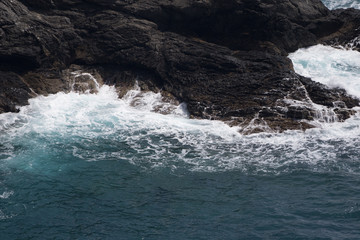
289;44;360;97
322;0;360;9
1;71;360;175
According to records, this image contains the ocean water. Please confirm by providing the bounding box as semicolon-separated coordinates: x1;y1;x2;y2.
1;48;359;239
2;7;360;240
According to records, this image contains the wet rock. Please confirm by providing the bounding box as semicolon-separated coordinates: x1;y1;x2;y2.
61;65;104;94
298;76;359;108
319;8;360;50
334;108;357;121
0;71;31;113
21;70;68;96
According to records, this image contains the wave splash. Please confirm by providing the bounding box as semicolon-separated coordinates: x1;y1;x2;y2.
289;44;360;97
0;42;360;176
1;75;360;175
322;0;360;10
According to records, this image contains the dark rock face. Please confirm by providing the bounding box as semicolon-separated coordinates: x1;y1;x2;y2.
1;0;359;133
0;71;31;113
319;8;360;50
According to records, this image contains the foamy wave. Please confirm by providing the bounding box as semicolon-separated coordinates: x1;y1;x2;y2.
1;68;360;174
122;82;189;117
1;84;360;174
322;0;360;9
289;44;360;98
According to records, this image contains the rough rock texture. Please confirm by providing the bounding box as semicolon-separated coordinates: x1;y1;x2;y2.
319;8;360;50
1;0;359;133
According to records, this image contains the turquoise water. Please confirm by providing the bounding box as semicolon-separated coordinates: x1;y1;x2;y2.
1;97;360;239
1;46;360;238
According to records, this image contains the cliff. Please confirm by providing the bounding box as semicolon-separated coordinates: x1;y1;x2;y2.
1;0;359;133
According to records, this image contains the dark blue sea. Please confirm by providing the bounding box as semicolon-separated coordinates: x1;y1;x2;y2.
1;1;360;239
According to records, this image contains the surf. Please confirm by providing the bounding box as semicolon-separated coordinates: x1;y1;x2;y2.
322;0;360;9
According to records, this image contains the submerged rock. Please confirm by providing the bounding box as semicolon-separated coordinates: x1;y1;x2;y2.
0;0;359;133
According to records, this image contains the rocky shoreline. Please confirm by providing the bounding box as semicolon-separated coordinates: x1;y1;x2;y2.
1;0;359;133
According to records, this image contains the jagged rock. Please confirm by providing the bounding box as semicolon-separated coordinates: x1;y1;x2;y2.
0;0;80;71
0;0;359;132
319;8;360;50
0;71;31;112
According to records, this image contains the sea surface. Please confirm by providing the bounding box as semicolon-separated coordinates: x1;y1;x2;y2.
1;2;360;240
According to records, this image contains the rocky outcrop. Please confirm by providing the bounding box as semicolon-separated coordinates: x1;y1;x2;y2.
319;8;360;50
1;0;359;133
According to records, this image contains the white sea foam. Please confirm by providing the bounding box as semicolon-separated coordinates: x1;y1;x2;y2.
0;81;359;174
289;44;360;97
322;0;360;9
122;82;189;117
1;46;360;174
0;191;14;199
346;36;360;50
